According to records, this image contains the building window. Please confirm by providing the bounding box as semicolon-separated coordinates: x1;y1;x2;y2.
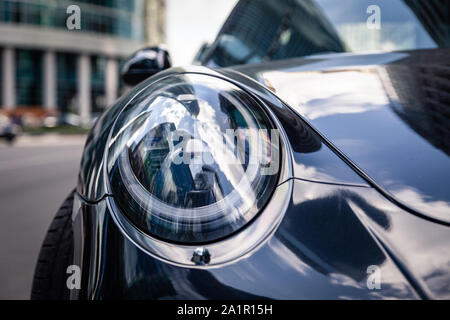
0;0;146;40
57;52;77;113
91;55;107;113
16;49;42;107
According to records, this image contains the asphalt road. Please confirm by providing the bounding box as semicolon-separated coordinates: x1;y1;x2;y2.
0;135;86;299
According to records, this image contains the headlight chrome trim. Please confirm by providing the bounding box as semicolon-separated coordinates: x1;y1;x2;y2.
105;177;292;268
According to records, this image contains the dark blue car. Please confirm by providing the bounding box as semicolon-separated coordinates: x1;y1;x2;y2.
32;0;450;300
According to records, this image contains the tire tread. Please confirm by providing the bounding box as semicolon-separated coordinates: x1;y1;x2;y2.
30;190;75;300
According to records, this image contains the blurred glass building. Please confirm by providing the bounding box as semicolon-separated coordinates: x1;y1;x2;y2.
0;0;165;124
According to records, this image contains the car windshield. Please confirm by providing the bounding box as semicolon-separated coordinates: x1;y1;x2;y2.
199;0;450;67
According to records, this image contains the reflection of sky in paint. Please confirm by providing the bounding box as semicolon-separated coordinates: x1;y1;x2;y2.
261;52;406;121
315;107;450;222
259;55;450;222
348;189;450;298
210;234;414;299
206;180;416;299
119;177;449;298
264;69;390;120
289;179;450;298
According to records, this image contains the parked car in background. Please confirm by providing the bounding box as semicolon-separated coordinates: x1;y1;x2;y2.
32;0;450;300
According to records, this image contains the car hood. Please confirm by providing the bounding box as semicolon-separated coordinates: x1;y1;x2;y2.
232;49;450;223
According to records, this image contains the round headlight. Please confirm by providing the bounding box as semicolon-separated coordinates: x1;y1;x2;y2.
106;73;280;243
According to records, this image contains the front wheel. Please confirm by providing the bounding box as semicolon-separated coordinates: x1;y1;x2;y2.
31;190;75;300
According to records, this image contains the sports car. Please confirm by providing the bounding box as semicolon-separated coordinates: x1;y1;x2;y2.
31;0;450;300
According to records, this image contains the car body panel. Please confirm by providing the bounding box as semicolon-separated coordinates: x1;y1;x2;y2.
72;177;450;299
74;53;450;299
232;49;450;223
71;0;450;300
77;66;369;202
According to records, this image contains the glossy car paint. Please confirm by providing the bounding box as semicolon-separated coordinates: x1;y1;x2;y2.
73;54;450;299
73;175;450;299
120;46;172;86
232;49;450;224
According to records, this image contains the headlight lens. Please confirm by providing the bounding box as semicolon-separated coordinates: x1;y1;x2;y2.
106;74;279;243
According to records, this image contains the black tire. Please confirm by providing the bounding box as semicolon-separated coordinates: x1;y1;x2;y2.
30;190;75;300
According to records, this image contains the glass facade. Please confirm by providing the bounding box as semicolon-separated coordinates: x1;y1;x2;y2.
57;52;77;113
0;0;146;40
90;55;107;113
15;49;42;107
0;0;150;116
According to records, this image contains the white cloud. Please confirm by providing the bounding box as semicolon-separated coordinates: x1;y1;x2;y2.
166;0;238;66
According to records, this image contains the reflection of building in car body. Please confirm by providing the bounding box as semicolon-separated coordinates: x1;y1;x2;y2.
379;51;450;157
